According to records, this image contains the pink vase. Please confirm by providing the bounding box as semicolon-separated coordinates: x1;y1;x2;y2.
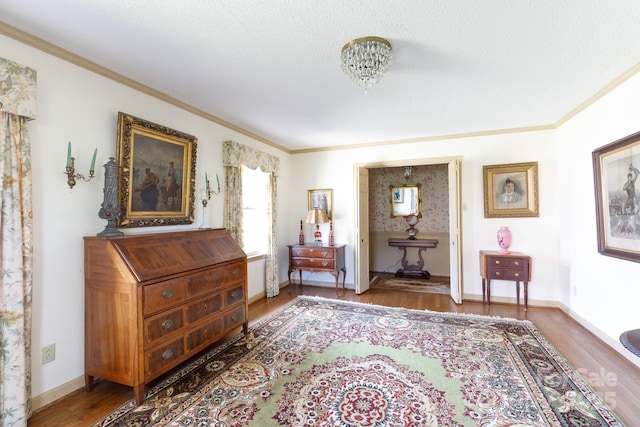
497;226;512;253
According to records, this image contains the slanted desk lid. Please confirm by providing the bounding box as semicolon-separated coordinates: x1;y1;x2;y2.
110;228;245;282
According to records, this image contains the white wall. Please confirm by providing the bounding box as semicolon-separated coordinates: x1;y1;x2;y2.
290;131;561;306
1;34;293;404
556;72;640;366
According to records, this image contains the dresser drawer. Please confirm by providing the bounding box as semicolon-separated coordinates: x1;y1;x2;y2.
143;279;189;316
225;285;245;306
145;337;185;378
144;309;185;346
185;293;223;324
187;268;224;295
488;257;527;269
186;317;225;352
225;305;246;329
489;269;526;281
290;247;335;259
292;258;335;270
224;260;247;283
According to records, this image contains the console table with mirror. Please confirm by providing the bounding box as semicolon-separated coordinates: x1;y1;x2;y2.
387;238;438;279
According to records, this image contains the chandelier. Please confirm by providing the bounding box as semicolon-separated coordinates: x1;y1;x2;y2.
341;36;392;93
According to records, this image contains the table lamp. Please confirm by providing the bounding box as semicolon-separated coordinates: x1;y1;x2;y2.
306;208;329;246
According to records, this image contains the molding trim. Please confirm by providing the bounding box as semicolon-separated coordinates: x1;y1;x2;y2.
559;304;640;369
32;375;85;412
0;20;291;154
4;20;639;155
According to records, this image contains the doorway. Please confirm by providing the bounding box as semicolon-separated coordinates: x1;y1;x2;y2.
354;157;462;303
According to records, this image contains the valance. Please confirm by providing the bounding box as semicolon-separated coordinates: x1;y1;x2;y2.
223;140;279;175
0;57;37;119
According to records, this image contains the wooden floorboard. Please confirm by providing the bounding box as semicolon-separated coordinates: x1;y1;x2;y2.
28;284;640;426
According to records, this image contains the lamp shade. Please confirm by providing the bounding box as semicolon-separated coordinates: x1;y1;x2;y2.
306;208;329;224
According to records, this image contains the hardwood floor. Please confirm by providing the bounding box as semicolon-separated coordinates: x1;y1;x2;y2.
28;284;640;426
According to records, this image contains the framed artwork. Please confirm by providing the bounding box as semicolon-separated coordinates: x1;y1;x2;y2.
393;187;404;203
593;130;640;262
483;162;539;218
308;188;332;220
116;112;197;227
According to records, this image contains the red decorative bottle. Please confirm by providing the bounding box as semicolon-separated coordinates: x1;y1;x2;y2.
298;220;305;245
328;221;335;246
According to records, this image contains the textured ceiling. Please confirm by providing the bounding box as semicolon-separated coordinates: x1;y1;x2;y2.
2;1;640;152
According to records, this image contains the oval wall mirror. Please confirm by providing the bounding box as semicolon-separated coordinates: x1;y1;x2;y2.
390;184;422;218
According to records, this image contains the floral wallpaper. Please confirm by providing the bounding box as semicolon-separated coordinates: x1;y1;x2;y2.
369;164;449;233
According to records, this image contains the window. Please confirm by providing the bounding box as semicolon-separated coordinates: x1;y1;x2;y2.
241;164;269;256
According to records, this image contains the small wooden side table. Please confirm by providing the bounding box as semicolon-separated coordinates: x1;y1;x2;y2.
480;250;532;310
287;244;346;295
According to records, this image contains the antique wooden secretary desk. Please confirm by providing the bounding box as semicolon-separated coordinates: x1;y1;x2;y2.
84;228;248;404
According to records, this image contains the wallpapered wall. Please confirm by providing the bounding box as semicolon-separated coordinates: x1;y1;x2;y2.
369;164;450;233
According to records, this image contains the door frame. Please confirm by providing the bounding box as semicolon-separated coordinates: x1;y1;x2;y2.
354;156;463;300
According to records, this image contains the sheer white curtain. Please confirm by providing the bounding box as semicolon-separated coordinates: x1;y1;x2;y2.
0;57;37;425
223;141;280;297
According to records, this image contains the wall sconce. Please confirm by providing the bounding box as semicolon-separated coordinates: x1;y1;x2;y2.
200;172;221;229
64;141;97;189
404;166;412;181
306;208;329;246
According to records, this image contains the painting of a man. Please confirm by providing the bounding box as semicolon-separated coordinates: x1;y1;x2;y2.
495;175;526;209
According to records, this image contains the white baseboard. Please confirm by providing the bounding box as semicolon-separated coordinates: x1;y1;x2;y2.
462;293;561;308
32;375;85;412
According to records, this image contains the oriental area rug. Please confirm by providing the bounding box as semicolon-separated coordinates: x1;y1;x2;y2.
93;296;623;426
370;275;451;294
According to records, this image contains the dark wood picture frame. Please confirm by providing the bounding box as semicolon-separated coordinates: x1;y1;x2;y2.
116;112;197;227
483;162;539;218
593;130;640;262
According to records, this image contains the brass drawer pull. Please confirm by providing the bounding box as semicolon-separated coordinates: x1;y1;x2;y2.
162;289;173;299
494;260;501;265
321;261;329;267
514;273;520;277
495;271;501;276
233;268;239;276
202;303;208;312
321;251;329;257
162;349;174;360
161;319;174;330
514;261;520;266
230;291;238;299
230;314;238;322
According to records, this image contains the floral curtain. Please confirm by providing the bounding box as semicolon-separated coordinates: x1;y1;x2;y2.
222;141;280;297
0;57;37;425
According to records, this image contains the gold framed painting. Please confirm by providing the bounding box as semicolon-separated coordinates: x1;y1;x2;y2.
593;130;640;263
308;188;332;220
483;162;539;218
116;112;197;227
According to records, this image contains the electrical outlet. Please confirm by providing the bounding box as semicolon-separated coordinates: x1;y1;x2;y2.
42;344;55;365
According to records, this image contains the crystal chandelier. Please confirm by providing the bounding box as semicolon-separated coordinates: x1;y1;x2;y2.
341;36;392;93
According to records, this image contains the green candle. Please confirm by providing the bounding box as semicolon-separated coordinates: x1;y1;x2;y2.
216;173;220;191
90;148;97;172
67;141;72;168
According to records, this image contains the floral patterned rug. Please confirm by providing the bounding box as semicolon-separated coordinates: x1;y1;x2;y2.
93;296;624;426
370;275;451;294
